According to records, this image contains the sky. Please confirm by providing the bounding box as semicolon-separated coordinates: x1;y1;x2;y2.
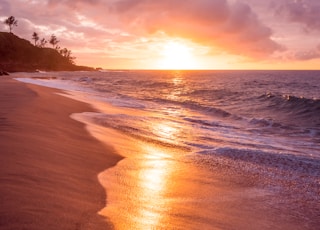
1;0;320;70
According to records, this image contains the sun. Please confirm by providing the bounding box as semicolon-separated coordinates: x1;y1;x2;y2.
157;41;198;70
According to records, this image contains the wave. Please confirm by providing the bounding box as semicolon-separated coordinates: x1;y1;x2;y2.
183;117;235;129
248;118;282;128
193;147;320;206
259;93;320;127
198;147;320;175
87;113;190;151
261;93;320;114
148;98;232;118
189;88;241;100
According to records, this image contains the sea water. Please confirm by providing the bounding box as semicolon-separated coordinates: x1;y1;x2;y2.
16;70;320;229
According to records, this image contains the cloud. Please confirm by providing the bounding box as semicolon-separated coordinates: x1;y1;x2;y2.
275;0;320;31
2;0;290;67
0;0;12;31
293;44;320;60
1;0;110;45
106;0;283;58
47;0;100;8
0;0;11;15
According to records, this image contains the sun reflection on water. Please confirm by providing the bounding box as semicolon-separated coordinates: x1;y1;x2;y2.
138;153;169;191
166;71;188;101
130;144;176;229
129;108;190;228
172;75;184;86
96;123;180;229
153;121;179;142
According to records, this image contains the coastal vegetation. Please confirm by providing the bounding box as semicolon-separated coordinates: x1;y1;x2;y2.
4;16;18;34
1;16;94;72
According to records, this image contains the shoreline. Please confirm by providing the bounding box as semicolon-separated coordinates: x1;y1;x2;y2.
0;77;122;229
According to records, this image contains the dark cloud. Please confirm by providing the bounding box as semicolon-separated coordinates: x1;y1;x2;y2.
275;0;320;31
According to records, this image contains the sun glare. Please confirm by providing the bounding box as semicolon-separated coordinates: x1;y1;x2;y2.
157;41;198;70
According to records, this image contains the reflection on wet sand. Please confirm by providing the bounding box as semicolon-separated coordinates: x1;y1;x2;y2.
78;105;187;229
71;96;186;229
89;123;301;230
97;131;178;229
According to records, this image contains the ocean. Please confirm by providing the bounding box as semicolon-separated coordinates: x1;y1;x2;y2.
16;70;320;229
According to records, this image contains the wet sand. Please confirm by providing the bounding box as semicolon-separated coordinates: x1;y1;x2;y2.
0;77;122;229
75;114;313;230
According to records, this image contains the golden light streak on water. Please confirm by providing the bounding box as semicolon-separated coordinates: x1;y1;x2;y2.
98;140;178;229
83;116;177;229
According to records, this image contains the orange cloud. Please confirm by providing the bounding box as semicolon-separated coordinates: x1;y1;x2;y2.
2;0;319;69
107;0;283;58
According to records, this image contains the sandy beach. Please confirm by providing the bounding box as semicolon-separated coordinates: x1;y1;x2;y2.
0;77;122;229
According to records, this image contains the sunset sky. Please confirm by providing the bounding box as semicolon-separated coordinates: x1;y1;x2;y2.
1;0;320;70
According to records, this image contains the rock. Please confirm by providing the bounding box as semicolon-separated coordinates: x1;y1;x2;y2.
0;70;9;76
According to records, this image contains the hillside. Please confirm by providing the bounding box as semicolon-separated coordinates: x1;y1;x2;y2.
0;32;94;72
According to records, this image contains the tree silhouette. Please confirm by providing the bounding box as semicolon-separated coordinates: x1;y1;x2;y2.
60;48;75;64
32;32;39;46
39;38;47;48
60;48;70;58
4;16;18;33
49;34;59;49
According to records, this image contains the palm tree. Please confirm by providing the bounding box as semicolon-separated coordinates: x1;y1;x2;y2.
32;32;39;46
39;38;47;48
4;16;18;33
49;34;59;49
